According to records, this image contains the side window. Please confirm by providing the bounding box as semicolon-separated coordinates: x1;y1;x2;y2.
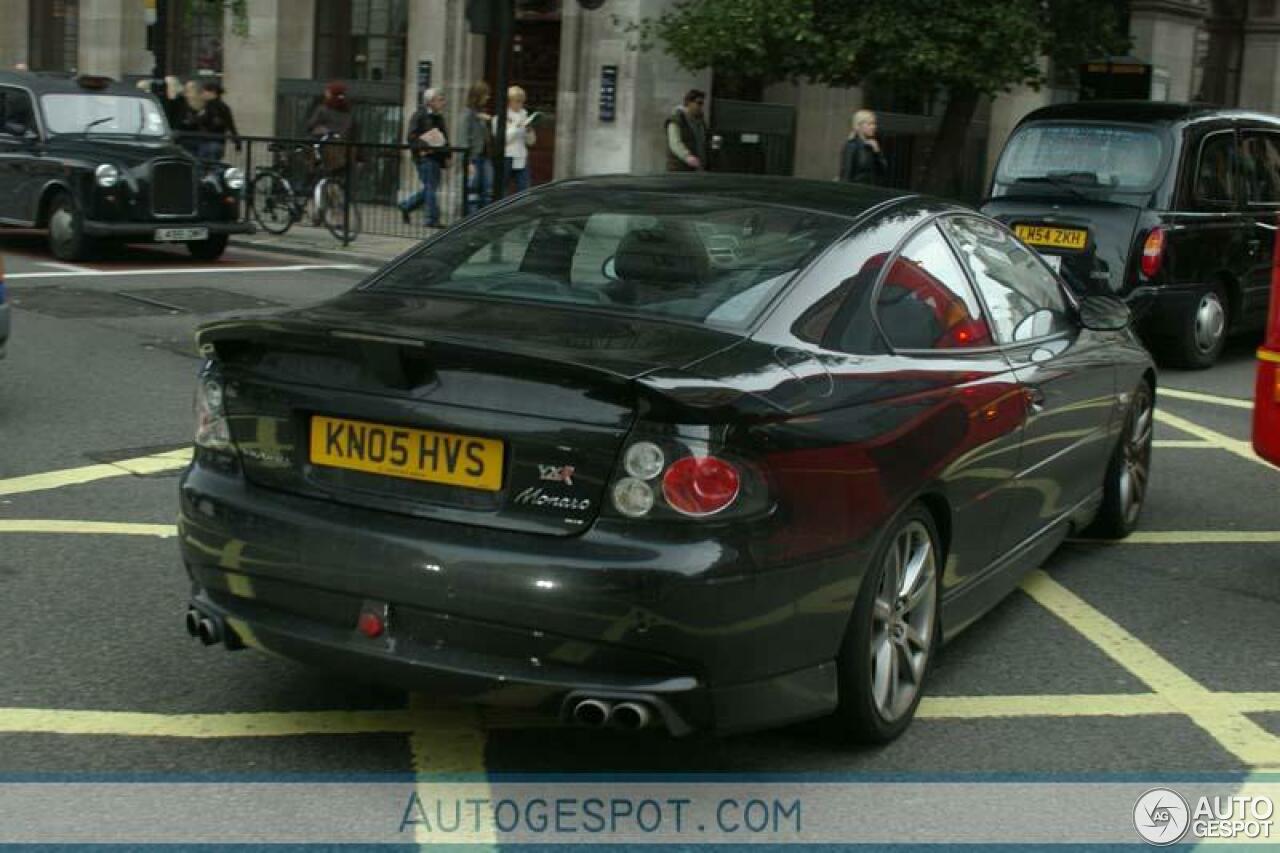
942;216;1072;344
0;88;34;137
1195;131;1238;205
867;225;993;351
1241;131;1280;206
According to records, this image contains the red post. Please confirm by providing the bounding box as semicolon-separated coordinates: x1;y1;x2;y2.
1253;216;1280;466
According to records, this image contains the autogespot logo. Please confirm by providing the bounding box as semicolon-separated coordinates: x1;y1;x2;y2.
1134;788;1191;846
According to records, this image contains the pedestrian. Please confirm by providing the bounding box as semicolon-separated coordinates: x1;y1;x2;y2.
165;78;204;157
460;81;495;216
196;80;238;162
399;87;450;228
840;109;888;186
665;89;710;172
497;85;536;195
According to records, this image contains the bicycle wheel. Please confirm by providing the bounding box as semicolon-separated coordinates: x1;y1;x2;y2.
320;180;361;242
249;170;296;235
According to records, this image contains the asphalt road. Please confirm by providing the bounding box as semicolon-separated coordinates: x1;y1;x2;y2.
1;233;1277;781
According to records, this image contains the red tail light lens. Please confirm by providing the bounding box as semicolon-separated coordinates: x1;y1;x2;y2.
661;456;741;517
1141;228;1165;278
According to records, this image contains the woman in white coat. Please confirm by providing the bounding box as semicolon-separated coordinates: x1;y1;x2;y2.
497;85;537;194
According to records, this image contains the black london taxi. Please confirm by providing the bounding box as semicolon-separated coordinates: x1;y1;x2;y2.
0;71;252;261
984;101;1280;367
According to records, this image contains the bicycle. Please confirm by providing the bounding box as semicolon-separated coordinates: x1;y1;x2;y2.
248;136;361;242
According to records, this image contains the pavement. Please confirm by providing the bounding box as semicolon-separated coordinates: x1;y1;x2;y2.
232;223;422;268
0;231;1277;784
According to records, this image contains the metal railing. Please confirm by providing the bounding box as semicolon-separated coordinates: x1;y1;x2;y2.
177;132;485;245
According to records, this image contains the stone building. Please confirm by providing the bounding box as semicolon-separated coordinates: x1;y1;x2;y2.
0;0;1275;198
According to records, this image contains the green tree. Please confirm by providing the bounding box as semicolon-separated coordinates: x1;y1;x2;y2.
647;0;1130;195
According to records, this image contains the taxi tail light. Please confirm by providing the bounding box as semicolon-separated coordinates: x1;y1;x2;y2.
1140;227;1166;279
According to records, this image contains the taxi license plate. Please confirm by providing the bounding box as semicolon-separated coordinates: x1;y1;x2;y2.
309;415;504;491
1014;224;1088;250
155;227;209;242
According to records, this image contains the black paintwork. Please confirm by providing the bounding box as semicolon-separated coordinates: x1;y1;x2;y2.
0;71;251;241
178;175;1153;735
983;100;1280;348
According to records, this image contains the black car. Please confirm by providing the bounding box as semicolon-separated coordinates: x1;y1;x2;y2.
178;175;1154;742
984;101;1280;368
0;71;252;261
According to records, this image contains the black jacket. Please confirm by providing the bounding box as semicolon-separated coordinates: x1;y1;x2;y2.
840;137;888;186
407;107;450;166
665;108;709;172
200;98;238;140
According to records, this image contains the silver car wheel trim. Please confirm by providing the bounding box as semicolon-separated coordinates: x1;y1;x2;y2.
49;205;75;253
1194;292;1226;354
870;520;937;722
1121;389;1153;525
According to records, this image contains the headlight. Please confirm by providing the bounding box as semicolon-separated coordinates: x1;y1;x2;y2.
222;167;245;191
94;164;120;188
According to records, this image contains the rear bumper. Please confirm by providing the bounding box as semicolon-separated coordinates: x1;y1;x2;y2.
83;220;256;239
177;462;862;734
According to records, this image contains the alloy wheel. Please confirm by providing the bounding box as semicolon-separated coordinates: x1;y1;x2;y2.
49;203;77;256
1118;387;1153;526
870;520;937;723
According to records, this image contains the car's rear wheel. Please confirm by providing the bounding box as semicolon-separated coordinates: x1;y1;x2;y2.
187;233;229;261
1085;380;1154;540
47;193;93;261
1166;285;1227;369
834;504;940;744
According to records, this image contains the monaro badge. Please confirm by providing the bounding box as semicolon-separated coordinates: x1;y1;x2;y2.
538;464;576;486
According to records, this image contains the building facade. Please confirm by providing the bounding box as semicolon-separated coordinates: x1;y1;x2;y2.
2;0;1278;198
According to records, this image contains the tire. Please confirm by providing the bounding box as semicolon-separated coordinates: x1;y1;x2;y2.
46;193;94;261
833;503;941;744
1085;380;1154;540
186;233;229;261
1164;285;1228;369
249;171;295;235
320;181;361;242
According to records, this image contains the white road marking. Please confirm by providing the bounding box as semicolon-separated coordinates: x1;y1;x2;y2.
5;264;369;280
37;261;93;274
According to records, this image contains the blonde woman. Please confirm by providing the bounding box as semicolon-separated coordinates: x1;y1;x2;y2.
840;109;887;186
496;85;537;193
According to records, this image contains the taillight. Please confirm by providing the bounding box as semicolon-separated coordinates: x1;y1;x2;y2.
194;370;233;451
662;456;741;517
609;436;759;521
1141;227;1165;279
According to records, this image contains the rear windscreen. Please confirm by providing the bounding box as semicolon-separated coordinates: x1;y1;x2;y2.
996;124;1165;191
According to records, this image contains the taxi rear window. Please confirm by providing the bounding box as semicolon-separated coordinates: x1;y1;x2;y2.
996;123;1166;191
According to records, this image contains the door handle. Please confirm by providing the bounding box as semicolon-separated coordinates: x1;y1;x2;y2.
1024;386;1046;415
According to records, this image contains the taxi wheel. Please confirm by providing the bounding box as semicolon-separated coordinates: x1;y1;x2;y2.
47;193;94;261
834;504;940;744
187;234;229;261
1167;285;1227;369
1086;380;1154;540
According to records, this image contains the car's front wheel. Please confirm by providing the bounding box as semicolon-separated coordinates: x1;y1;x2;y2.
1085;380;1154;539
187;234;229;261
834;504;940;743
47;193;93;261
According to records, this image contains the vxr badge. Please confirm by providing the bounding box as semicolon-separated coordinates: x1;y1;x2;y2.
538;464;576;486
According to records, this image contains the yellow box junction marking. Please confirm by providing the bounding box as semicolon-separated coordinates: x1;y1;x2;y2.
0;448;191;497
0;520;176;538
1160;387;1254;410
1155;410;1270;469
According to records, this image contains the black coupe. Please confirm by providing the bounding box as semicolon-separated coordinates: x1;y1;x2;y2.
179;175;1155;742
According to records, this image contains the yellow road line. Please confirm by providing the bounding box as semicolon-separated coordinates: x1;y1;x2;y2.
407;694;494;847
0;520;177;538
1153;439;1215;449
918;693;1175;718
1022;571;1280;767
0;448;191;497
1160;388;1254;410
0;708;428;738
1154;410;1271;469
1119;530;1280;545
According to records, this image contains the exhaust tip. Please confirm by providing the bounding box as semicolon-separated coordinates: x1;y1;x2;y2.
184;608;201;638
196;617;221;647
611;701;653;731
572;698;612;728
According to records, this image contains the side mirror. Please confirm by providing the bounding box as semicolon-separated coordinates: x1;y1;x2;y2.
1078;295;1132;332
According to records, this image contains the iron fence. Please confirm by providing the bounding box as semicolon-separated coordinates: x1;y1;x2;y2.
178;132;480;244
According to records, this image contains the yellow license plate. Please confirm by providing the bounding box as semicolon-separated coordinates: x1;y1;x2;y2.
1014;224;1088;250
309;415;504;491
